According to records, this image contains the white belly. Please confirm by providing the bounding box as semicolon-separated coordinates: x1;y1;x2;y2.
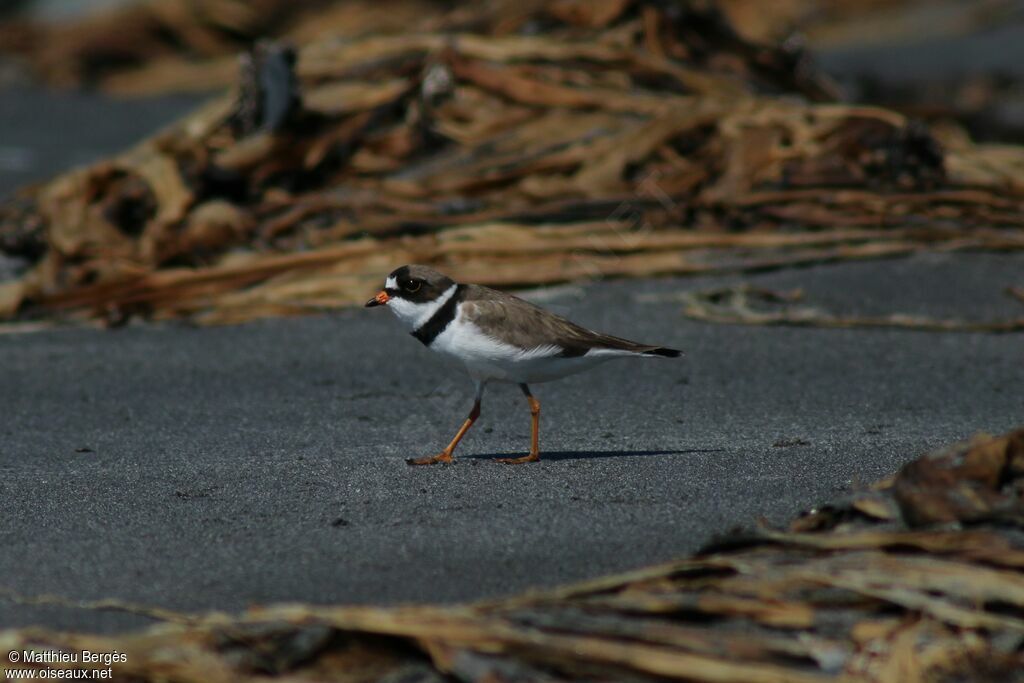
429;318;621;383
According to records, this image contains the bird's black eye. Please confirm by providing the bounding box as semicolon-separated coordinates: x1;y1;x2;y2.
404;279;421;293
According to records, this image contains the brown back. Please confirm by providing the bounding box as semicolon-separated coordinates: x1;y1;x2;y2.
459;284;666;357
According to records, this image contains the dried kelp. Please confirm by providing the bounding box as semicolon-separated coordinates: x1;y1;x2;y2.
3;0;336;90
3;0;839;97
3;429;1023;682
670;283;1024;332
12;0;1024;145
2;1;1024;329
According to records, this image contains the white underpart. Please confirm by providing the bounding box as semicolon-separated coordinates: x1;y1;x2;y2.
386;283;458;331
430;309;637;384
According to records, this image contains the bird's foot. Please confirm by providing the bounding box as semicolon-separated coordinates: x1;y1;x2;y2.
406;452;454;466
496;453;540;465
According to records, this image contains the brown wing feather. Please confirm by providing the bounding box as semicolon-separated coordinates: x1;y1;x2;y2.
459;285;679;357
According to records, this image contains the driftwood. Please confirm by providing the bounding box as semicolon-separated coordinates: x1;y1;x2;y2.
2;1;1024;329
2;429;1023;682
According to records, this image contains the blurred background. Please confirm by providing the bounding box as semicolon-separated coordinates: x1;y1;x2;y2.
3;1;1024;146
2;0;1024;327
2;7;1023;675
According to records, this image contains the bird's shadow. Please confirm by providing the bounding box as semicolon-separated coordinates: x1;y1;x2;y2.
462;448;722;462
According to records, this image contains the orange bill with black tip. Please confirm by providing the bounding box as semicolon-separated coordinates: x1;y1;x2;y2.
365;290;390;307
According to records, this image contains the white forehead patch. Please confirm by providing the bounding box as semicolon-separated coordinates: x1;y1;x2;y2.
385;275;397;290
387;283;457;331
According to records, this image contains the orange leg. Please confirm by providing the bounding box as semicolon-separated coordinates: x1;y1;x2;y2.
497;384;541;465
408;384;484;466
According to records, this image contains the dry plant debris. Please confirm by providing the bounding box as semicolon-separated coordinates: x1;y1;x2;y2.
2;1;1024;329
0;0;843;94
3;1;1003;94
670;282;1024;332
2;429;1023;682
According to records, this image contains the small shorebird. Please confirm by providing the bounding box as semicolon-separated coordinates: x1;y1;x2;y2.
366;265;682;465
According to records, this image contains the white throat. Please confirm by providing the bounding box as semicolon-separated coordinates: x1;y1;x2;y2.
388;283;458;331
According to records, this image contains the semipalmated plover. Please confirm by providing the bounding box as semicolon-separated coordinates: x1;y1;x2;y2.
366;265;682;465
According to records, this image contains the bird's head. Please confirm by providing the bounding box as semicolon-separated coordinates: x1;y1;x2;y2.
365;265;458;329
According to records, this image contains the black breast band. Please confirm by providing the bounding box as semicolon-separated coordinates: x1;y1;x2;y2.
411;285;464;346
